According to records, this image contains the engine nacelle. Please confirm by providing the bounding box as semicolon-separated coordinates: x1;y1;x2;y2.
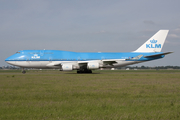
61;64;73;71
87;62;99;69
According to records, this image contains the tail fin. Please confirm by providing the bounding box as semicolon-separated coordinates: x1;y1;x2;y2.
134;30;169;52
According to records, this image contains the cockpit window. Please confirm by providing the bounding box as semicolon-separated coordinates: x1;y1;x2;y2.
16;52;20;54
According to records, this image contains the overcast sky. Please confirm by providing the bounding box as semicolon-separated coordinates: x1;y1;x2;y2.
0;0;180;66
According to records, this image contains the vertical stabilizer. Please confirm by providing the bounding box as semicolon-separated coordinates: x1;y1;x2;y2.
134;30;169;52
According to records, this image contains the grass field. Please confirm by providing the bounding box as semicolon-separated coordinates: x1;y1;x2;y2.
0;70;180;120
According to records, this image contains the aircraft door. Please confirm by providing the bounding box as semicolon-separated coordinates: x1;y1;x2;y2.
26;56;30;62
40;50;44;56
49;57;52;63
101;56;105;60
26;56;30;66
77;57;81;61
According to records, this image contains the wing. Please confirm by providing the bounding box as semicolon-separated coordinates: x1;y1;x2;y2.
144;52;173;58
78;60;122;66
102;59;125;66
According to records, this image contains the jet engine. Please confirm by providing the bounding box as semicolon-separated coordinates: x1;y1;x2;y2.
87;62;99;69
61;64;73;71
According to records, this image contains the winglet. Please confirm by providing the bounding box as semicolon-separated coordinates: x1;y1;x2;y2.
134;30;169;52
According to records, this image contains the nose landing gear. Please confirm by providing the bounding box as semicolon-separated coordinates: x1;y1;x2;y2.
22;68;26;74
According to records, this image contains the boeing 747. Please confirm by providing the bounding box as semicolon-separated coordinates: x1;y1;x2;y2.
5;30;172;73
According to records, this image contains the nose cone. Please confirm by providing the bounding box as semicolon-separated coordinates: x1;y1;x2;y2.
5;56;12;62
5;55;15;65
5;53;27;66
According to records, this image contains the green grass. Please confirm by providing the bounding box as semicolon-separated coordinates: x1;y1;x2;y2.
0;70;180;119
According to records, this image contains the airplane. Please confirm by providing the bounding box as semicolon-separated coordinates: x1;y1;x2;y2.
5;30;172;74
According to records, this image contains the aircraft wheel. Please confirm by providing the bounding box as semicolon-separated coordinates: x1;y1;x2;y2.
85;70;92;73
88;70;92;73
87;70;92;73
22;71;26;74
77;70;82;73
77;70;92;74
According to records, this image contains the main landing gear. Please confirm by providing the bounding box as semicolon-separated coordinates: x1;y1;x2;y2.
22;68;26;74
77;69;92;74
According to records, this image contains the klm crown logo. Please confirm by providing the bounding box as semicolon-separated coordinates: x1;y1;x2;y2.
146;39;161;48
31;54;40;59
150;39;157;43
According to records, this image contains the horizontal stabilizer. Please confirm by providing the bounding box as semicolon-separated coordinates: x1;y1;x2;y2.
144;52;173;58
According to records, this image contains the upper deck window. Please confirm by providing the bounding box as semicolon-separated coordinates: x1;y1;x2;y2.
28;52;40;54
44;52;53;54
